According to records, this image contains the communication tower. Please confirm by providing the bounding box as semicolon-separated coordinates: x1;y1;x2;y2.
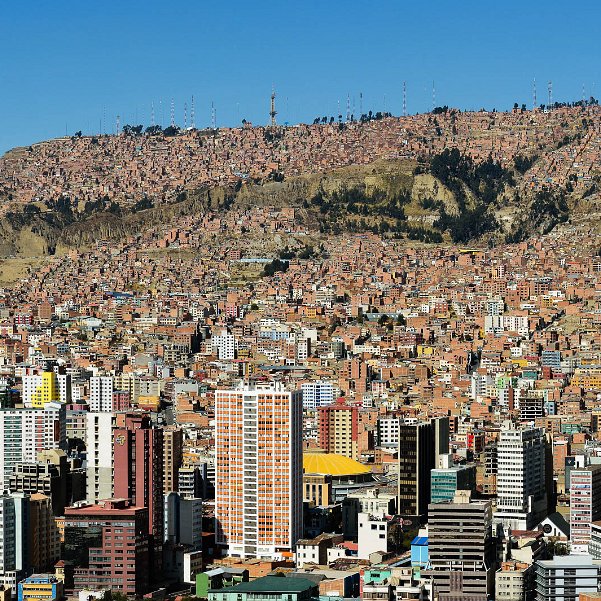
270;87;277;126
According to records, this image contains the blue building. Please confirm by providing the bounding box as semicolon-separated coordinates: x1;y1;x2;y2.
430;465;476;503
411;535;428;570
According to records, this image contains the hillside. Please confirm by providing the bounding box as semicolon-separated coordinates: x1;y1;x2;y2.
0;105;599;257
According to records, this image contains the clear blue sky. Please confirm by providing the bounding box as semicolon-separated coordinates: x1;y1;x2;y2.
1;0;599;154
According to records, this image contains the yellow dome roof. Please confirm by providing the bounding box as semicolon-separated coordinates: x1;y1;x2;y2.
303;453;370;476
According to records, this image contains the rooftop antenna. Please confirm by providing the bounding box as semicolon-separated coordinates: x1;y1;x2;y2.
151;101;155;127
116;114;120;135
533;78;537;110
170;98;175;127
548;81;553;108
191;95;196;129
432;81;436;112
346;94;351;122
403;81;407;117
270;86;277;126
184;101;188;129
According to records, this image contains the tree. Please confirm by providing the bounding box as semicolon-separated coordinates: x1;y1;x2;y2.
163;125;180;137
145;125;162;135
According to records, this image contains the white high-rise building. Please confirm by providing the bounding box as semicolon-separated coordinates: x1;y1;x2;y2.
211;330;236;360
301;381;336;410
57;373;72;404
494;423;547;531
215;382;302;559
85;412;115;502
0;404;66;488
89;376;114;412
22;375;42;407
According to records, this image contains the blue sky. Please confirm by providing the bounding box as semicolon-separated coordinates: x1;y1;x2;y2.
0;0;599;154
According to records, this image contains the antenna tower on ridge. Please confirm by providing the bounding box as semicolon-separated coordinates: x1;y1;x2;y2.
360;92;363;115
184;102;188;129
151;102;155;127
116;115;120;135
346;94;351;122
170;98;175;127
533;78;537;110
403;81;407;117
548;81;553;108
191;95;196;129
432;81;436;112
270;87;277;126
211;101;216;130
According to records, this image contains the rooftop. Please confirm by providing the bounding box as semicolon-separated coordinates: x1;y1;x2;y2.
303;453;370;476
210;575;316;594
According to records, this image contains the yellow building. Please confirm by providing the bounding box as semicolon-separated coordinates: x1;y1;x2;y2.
17;575;63;601
32;372;59;409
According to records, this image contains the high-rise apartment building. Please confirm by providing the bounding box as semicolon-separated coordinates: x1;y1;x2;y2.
85;412;114;502
301;381;336;410
423;490;496;601
64;499;150;596
28;493;60;573
215;382;302;559
113;414;164;544
570;464;601;554
318;398;358;459
164;492;203;550
0;404;66;488
398;417;449;520
163;427;183;494
212;330;236;360
0;492;29;588
89;376;114;412
23;371;71;409
494;424;547;531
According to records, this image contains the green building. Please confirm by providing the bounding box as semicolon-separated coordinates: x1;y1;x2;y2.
196;567;249;598
430;465;476;503
208;575;318;601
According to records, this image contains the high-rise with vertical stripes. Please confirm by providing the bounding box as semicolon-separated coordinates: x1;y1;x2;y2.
215;383;302;559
